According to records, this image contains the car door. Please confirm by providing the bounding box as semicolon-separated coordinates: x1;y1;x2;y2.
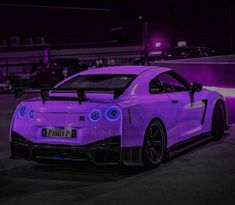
157;71;206;141
149;77;180;146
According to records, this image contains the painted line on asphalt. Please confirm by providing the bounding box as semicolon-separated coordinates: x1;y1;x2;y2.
204;86;235;98
154;61;235;65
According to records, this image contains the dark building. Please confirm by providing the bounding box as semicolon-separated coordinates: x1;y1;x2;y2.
0;4;111;46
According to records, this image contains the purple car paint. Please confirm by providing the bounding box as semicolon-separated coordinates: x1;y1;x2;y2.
10;66;227;167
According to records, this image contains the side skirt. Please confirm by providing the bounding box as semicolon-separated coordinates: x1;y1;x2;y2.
121;132;213;166
166;132;212;158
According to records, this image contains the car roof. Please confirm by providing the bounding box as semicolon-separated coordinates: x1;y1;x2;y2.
55;65;172;89
79;65;170;75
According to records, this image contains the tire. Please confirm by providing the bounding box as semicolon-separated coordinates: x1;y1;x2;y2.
142;120;166;169
211;101;225;140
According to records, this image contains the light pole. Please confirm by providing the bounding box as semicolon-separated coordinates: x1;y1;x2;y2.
228;3;233;54
194;5;199;45
143;21;149;65
138;16;149;65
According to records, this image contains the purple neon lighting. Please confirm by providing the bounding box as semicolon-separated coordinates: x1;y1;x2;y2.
155;42;162;48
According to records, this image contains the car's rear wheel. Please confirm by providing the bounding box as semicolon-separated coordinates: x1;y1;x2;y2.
142;120;166;169
211;101;225;140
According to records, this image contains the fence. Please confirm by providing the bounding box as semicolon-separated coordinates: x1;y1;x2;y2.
0;45;144;74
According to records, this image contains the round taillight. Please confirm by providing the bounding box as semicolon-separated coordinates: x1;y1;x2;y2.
89;109;101;121
105;106;121;121
28;109;35;119
18;105;27;118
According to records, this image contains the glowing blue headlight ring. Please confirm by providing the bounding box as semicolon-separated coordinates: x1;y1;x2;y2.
89;109;101;121
28;109;35;119
18;105;27;118
105;106;121;121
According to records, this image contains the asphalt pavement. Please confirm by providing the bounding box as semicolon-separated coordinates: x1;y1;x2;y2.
0;94;235;205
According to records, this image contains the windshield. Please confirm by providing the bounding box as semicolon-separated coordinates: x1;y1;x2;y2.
58;74;136;91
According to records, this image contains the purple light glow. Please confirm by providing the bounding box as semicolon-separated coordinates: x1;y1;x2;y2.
155;42;162;48
150;35;168;50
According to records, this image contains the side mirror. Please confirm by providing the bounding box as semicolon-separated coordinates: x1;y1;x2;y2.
191;82;203;94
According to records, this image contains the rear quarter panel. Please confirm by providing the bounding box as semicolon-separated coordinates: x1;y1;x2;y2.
119;94;179;148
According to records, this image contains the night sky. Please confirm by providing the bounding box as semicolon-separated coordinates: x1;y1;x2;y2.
2;0;232;24
0;0;234;53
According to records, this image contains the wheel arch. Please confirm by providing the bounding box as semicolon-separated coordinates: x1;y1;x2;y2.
212;99;228;130
217;99;228;129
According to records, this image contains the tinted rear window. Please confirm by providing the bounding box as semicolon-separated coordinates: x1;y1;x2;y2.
58;74;136;90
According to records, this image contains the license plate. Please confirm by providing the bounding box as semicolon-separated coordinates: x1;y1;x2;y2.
42;128;77;138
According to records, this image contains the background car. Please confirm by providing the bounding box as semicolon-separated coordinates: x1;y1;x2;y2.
0;71;12;93
33;58;88;87
158;46;215;60
11;66;227;168
0;80;12;93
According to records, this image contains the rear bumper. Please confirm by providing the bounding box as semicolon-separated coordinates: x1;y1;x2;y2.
10;132;143;166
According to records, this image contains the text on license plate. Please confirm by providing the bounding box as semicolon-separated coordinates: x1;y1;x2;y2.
42;129;77;138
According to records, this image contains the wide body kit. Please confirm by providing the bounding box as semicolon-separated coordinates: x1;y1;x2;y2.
10;66;227;166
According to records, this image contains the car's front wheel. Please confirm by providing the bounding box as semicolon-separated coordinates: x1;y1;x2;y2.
211;101;225;140
142;120;166;169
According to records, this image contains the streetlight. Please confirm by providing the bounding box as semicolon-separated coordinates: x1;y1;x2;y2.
143;21;149;65
138;16;149;65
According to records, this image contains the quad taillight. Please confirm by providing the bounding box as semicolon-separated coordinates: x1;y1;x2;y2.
89;106;121;122
17;105;35;119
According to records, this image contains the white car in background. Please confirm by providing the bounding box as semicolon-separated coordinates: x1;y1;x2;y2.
0;80;12;93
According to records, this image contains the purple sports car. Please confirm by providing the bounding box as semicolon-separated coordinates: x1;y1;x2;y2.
10;66;228;168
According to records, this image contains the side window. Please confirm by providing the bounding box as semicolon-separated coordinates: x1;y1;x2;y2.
158;72;189;93
149;78;163;94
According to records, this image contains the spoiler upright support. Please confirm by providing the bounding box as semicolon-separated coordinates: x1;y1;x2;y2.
40;89;50;104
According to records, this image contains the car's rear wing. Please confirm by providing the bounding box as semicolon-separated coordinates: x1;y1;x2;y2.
14;87;124;104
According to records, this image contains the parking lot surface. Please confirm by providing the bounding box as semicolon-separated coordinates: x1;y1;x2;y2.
0;94;235;205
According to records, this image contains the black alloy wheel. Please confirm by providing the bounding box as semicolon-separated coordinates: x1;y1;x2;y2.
143;120;166;169
211;101;225;140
